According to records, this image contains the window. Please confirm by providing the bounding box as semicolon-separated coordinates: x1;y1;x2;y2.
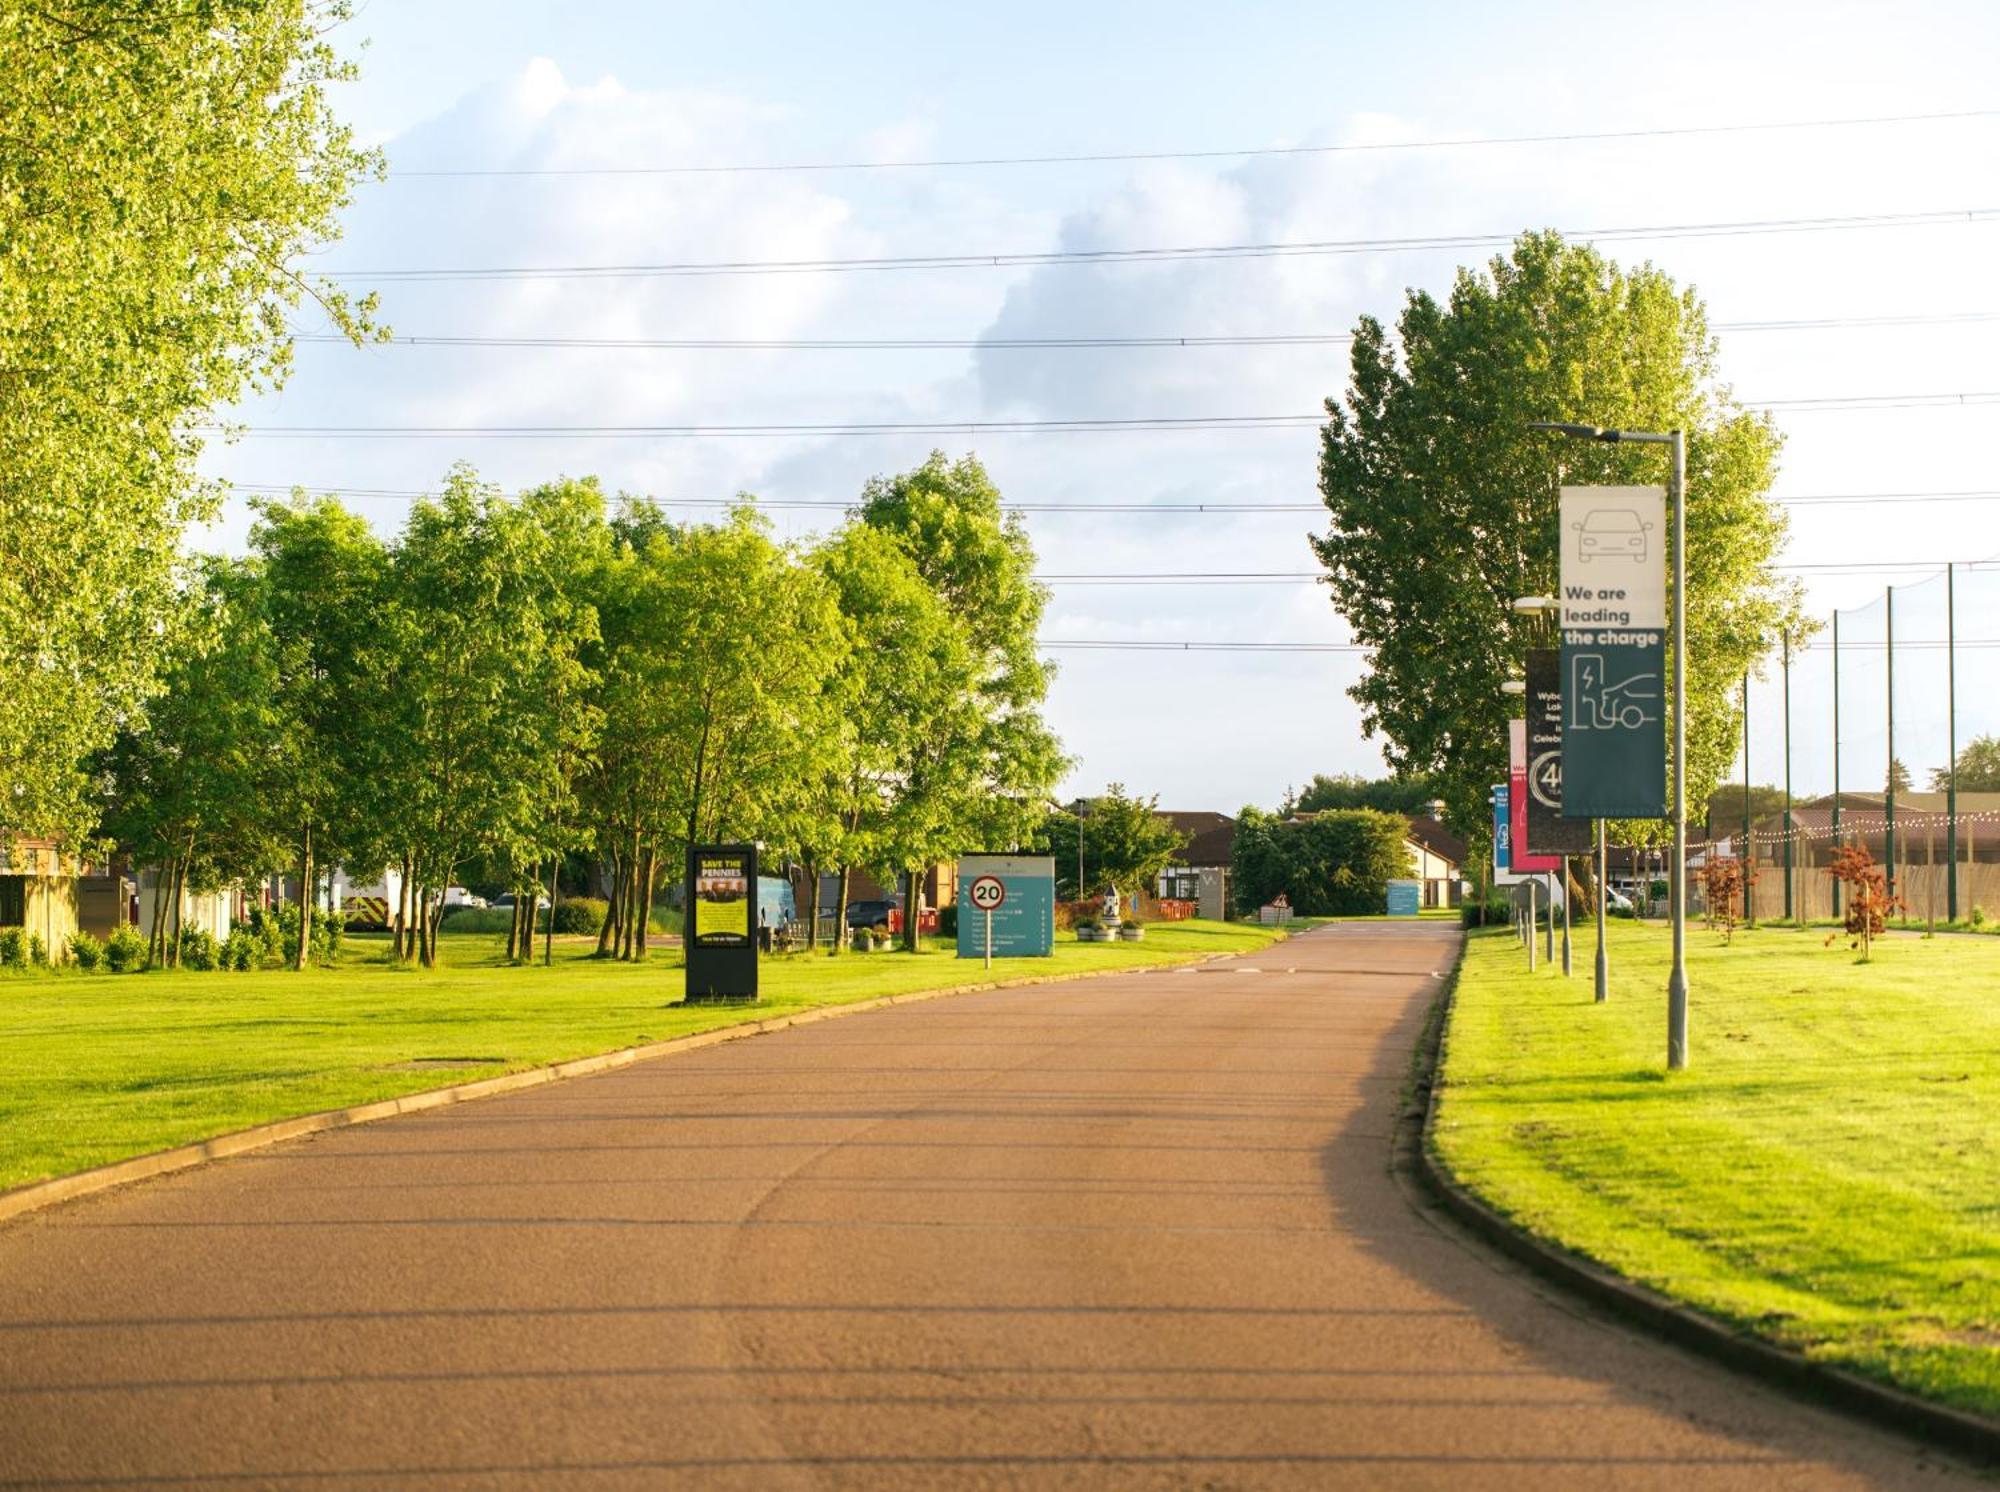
0;876;24;928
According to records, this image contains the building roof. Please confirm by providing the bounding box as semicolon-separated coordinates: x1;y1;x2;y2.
1404;816;1467;868
1161;811;1235;867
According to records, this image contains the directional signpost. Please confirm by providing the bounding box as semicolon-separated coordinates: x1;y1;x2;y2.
968;873;1006;969
1560;486;1668;818
955;855;1056;959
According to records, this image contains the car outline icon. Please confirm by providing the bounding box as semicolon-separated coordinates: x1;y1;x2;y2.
1571;509;1652;563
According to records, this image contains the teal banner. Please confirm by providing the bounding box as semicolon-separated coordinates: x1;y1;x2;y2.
1559;641;1667;818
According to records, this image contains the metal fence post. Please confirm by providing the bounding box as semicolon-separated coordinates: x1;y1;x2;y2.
1885;585;1897;900
1947;562;1959;923
1782;634;1794;922
1831;610;1842;920
1742;670;1753;926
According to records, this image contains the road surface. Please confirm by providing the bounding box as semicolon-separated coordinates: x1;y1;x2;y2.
0;923;1971;1488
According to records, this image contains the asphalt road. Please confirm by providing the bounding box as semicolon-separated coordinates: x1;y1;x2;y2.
0;923;1973;1489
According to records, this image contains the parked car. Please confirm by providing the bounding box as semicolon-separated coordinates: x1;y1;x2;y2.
490;893;549;911
845;899;899;933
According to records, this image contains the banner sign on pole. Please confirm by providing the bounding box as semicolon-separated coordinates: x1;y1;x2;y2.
1491;785;1511;875
1509;719;1562;872
1526;648;1592;853
1559;485;1668;818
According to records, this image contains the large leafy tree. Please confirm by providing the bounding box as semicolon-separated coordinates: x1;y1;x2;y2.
856;452;1067;946
812;524;973;948
1931;735;2000;793
1287;773;1440;816
583;506;842;960
1230;806;1414;917
97;557;289;964
373;469;600;968
0;1;378;844
1038;785;1191;901
250;497;387;968
1315;232;1797;835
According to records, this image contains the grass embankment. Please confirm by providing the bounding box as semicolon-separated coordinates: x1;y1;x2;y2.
1436;920;2000;1418
0;918;1290;1193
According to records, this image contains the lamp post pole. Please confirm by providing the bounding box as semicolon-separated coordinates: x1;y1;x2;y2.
1594;819;1608;1002
1529;422;1690;1070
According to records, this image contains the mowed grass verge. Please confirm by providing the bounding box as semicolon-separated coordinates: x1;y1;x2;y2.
0;918;1293;1193
1435;919;2000;1419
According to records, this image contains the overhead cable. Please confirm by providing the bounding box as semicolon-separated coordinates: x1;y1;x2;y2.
322;207;1999;283
387;107;2000;179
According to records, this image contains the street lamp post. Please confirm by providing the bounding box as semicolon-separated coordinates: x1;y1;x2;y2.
1529;422;1690;1070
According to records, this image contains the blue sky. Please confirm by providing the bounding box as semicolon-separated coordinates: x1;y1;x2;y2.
203;1;2000;810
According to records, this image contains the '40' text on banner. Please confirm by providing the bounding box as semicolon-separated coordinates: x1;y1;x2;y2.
1559;485;1667;819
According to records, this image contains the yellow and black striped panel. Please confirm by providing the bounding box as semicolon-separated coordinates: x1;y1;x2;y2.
343;896;390;929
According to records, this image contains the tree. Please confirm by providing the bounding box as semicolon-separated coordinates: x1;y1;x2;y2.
1887;757;1913;796
1313;232;1798;837
0;2;378;846
582;505;842;961
856;452;1067;948
1287;773;1440;816
373;468;601;968
97;557;288;965
812;525;973;949
1037;787;1190;901
250;497;387;969
1929;736;2000;792
1230;807;1413;917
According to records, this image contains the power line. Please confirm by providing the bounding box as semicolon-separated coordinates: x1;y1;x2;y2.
324;207;1999;282
1036;637;2000;654
216;392;2000;439
290;310;2000;353
386;107;2000;179
215;482;2000;512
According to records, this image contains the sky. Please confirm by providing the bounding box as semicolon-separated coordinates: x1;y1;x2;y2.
200;0;2000;813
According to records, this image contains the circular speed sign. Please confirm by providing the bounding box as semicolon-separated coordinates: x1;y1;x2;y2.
967;875;1007;912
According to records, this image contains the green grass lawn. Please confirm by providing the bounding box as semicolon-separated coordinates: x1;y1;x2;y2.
1436;919;2000;1419
0;918;1291;1193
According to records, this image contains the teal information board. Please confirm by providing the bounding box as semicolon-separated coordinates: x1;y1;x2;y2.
1385;879;1421;917
955;854;1056;958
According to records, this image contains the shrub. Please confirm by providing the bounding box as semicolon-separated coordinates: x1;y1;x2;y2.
1972;905;1989;929
104;925;148;972
441;906;513;935
550;897;607;936
221;928;259;971
177;927;218;971
28;933;48;966
0;928;24;967
68;931;105;970
1461;894;1513;928
937;904;958;938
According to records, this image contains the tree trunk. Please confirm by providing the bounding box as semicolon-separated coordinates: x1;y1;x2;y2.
423;889;443;969
596;843;622;958
803;858;820;950
903;866;927;953
398;856;418;960
168;853;191;968
147;860;169;966
832;865;851;955
545;855;558;966
630;846;656;962
293;827;313;972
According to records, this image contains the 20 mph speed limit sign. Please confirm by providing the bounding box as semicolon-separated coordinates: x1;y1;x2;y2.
967;875;1007;912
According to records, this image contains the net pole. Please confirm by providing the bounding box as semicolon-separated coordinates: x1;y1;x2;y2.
1947;563;1959;922
1886;585;1897;901
1782;633;1794;921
